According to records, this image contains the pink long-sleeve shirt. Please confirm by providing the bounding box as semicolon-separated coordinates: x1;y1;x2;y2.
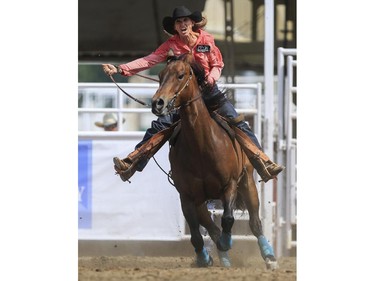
118;30;224;85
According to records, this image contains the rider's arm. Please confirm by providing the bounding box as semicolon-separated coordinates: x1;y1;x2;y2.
118;41;171;76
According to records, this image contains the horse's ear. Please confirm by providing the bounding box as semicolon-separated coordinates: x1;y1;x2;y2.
167;49;177;64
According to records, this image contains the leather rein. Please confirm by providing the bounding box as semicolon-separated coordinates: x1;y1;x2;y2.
109;75;152;107
109;65;201;110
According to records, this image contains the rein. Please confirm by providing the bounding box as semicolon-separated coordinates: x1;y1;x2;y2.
114;65;160;83
180;94;202;108
109;75;151;107
152;156;175;186
133;73;159;83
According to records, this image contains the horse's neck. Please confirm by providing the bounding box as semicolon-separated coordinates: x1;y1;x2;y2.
180;99;208;126
179;91;218;144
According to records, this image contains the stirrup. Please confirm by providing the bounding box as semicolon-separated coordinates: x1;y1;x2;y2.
113;157;138;183
250;155;284;183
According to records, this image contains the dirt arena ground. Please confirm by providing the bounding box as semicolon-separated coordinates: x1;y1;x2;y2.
78;255;296;281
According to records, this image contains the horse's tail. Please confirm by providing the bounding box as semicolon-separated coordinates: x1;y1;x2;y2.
234;192;247;212
234;165;253;212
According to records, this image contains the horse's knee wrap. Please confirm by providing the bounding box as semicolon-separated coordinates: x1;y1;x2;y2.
258;235;275;259
221;216;234;233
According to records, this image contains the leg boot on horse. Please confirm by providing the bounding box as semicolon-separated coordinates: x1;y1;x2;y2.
114;117;179;182
237;168;279;270
181;197;213;267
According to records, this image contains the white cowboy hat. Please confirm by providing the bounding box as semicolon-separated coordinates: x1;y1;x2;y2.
94;113;125;128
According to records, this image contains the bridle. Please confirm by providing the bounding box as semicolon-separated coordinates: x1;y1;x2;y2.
165;66;201;112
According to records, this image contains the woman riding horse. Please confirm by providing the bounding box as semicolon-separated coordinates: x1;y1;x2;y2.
102;6;284;183
151;52;278;269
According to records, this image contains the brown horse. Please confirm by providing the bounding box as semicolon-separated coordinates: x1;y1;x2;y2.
151;53;278;269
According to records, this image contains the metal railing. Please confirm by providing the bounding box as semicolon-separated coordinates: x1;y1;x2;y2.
78;82;263;142
276;47;297;256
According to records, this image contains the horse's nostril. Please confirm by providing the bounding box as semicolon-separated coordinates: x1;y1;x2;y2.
156;99;164;107
152;98;165;115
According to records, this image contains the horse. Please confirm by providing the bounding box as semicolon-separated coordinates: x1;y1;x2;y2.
151;52;278;269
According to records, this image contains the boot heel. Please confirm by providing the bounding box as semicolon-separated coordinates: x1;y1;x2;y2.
113;157;138;182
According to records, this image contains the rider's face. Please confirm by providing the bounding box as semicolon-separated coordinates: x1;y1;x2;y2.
174;17;194;36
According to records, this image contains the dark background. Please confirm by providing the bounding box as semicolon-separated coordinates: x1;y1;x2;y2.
78;0;296;71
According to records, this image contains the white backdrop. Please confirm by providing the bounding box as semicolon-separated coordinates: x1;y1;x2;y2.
78;139;184;240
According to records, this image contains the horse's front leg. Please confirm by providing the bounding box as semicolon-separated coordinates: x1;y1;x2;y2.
180;195;213;267
197;203;221;243
216;181;237;267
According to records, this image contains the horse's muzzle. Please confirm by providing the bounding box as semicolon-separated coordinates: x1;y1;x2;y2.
152;98;168;116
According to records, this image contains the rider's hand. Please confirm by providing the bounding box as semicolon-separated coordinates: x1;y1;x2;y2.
102;64;118;76
206;76;215;86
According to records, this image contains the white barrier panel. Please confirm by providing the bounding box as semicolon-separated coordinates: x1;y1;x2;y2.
78;139;184;241
78;82;263;243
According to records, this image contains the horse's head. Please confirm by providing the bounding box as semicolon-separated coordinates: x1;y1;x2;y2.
152;53;199;117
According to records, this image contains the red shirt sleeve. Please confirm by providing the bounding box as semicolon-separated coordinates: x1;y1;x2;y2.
207;44;224;83
118;41;171;76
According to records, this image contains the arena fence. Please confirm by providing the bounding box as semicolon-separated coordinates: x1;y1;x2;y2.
78;82;270;253
276;47;297;257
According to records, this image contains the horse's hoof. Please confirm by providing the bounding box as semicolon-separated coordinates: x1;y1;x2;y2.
265;257;279;270
196;248;213;267
196;255;213;267
217;250;231;267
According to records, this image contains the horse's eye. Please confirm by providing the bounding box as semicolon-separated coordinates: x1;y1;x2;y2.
178;74;184;80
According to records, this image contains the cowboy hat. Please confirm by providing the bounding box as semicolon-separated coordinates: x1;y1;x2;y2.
94;113;125;128
162;6;202;35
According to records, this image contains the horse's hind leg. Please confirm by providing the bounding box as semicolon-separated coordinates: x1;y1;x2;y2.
180;196;213;267
239;168;278;270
